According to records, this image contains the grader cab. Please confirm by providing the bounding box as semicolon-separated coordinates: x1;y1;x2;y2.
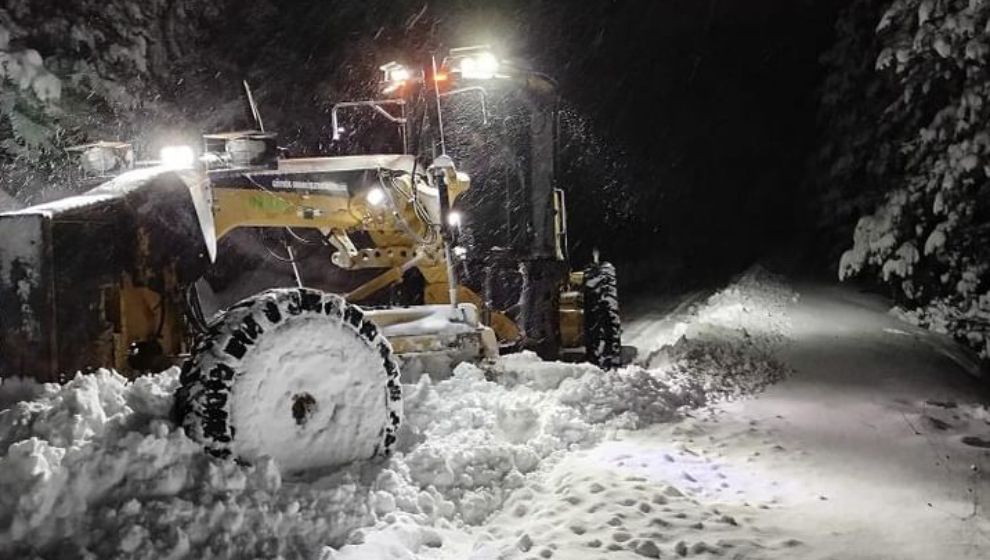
0;46;621;471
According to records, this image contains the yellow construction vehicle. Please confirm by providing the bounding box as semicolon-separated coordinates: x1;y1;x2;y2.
0;46;621;471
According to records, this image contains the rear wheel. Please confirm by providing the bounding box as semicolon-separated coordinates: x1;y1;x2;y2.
584;262;622;369
173;287;402;472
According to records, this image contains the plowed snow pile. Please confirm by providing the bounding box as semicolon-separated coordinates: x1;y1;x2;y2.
0;269;797;559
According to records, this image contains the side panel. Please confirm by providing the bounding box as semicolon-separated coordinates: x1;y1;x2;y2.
0;215;56;381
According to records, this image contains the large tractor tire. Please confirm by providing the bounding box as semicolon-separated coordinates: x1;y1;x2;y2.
584;262;622;369
173;287;402;472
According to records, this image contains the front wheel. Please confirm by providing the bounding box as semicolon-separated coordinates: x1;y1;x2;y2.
584;262;622;369
173;287;402;472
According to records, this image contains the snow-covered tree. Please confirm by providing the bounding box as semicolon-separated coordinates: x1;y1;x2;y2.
0;20;62;198
826;0;990;359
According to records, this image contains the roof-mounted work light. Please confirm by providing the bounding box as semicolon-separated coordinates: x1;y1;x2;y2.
380;61;420;94
445;46;501;80
159;145;196;169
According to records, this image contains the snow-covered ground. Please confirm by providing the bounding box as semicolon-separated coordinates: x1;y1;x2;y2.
698;286;990;559
1;269;988;559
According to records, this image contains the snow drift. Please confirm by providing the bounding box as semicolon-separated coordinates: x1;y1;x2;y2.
0;269;797;559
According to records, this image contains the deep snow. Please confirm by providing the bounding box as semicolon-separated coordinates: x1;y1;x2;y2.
1;268;987;559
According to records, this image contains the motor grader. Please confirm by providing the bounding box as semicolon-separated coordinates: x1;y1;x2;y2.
0;47;621;471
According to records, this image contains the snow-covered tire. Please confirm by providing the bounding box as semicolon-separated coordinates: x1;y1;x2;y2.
173;287;402;472
584;262;622;369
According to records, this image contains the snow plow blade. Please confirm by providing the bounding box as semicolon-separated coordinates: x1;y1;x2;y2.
0;169;215;381
365;304;498;381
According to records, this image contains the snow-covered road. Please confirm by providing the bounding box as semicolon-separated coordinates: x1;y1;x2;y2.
673;285;990;559
1;271;988;559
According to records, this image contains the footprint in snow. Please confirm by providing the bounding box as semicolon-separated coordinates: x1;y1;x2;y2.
923;415;953;431
926;400;958;409
961;435;990;448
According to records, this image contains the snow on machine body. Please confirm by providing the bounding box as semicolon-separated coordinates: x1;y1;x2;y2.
0;47;621;470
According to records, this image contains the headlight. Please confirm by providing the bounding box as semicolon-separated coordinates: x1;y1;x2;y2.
366;187;386;206
389;66;411;82
159;145;196;169
459;52;499;80
380;61;417;94
447;46;501;80
447;210;462;227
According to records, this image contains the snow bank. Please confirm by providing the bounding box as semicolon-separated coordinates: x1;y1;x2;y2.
892;297;990;365
641;266;796;397
323;359;715;560
393;354;706;520
329;270;799;559
0;369;370;558
0;358;705;558
0;271;797;559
